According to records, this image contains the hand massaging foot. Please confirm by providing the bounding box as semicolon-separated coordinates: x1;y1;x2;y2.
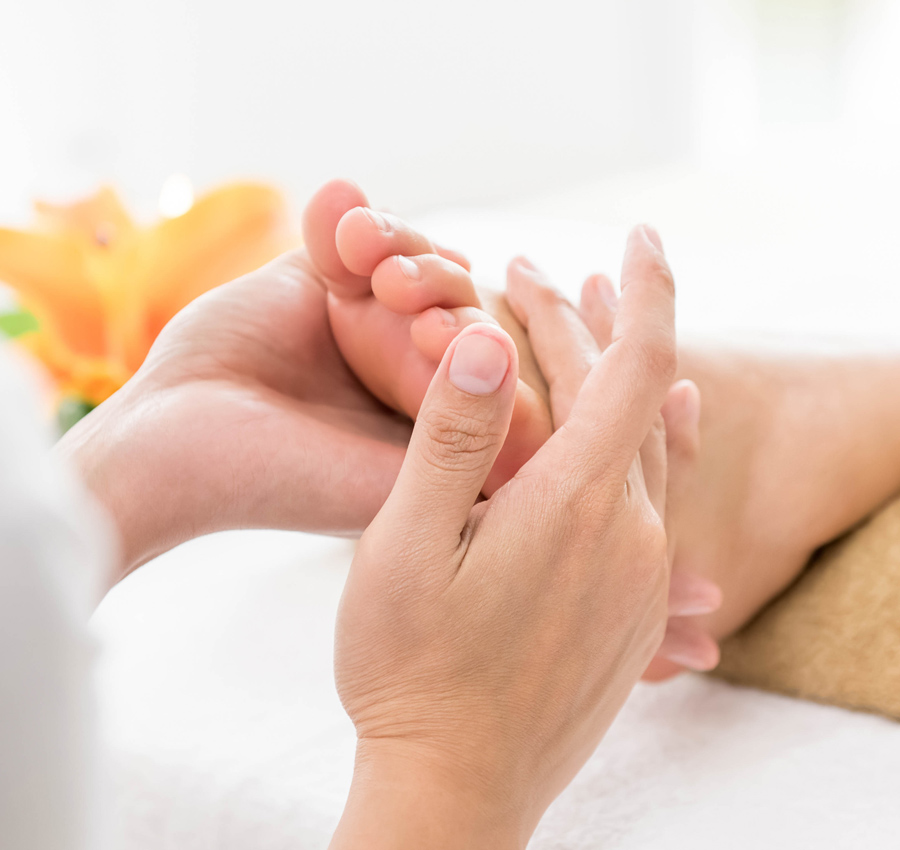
302;180;553;497
304;179;900;686
302;179;727;675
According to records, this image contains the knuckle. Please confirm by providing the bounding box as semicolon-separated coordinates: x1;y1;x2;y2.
626;333;677;385
636;527;670;598
420;408;504;474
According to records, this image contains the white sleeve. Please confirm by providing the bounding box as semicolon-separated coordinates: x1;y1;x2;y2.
0;346;116;850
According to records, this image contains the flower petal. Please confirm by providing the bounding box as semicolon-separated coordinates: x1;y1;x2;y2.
0;228;107;357
34;186;136;247
20;328;129;406
125;183;293;368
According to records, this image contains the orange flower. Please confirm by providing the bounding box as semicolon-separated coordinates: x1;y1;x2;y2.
0;182;293;407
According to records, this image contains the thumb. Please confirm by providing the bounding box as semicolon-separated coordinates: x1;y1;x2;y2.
378;323;519;549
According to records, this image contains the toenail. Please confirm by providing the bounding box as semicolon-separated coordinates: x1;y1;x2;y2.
362;207;391;232
515;256;536;271
433;307;457;327
397;255;420;280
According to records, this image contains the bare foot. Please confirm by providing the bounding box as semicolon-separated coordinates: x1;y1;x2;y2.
302;180;553;496
675;344;900;634
577;282;900;677
304;184;723;673
307;185;900;681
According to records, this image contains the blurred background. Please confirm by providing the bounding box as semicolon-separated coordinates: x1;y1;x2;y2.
3;0;900;332
5;5;900;845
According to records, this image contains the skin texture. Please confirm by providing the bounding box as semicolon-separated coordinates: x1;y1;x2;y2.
331;226;681;849
515;278;900;678
57;198;420;584
316;180;721;672
53;180;698;846
56;179;717;675
316;191;553;497
320;182;900;677
644;342;900;678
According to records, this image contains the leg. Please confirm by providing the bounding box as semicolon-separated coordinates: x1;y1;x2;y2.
673;341;900;639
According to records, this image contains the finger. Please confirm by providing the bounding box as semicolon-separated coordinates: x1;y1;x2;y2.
372;253;480;315
377;324;519;550
553;225;677;485
505;256;600;427
433;242;471;272
579;273;618;350
651;616;721;674
638;413;668;521
410;306;499;363
409;304;553;496
667;570;723;618
661;379;701;564
301;179;373;299
336;207;438;277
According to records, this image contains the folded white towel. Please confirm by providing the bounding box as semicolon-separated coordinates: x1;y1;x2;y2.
93;527;900;849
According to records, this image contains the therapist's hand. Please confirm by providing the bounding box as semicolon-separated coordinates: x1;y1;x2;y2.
332;226;677;850
58;184;419;584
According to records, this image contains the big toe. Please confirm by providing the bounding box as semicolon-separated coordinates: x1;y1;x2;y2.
302;179;373;299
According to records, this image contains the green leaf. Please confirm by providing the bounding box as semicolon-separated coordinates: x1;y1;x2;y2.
58;398;96;434
0;309;40;338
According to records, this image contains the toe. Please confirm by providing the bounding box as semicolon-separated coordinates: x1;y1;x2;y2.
410;306;499;363
372;253;481;315
336;207;438;276
302;179;373;299
483;380;553;495
432;242;471;272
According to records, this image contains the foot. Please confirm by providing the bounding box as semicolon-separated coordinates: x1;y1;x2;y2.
489;249;900;681
304;182;724;674
672;343;900;638
302;180;553;496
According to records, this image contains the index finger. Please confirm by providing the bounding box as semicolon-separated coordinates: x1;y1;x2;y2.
531;225;677;488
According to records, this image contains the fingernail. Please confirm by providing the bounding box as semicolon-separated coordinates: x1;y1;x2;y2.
397;255;420;280
641;224;664;252
665;647;720;672
595;276;618;311
676;598;721;617
449;331;509;395
362;207;391;232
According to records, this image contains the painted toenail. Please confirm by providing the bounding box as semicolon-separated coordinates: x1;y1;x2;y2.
449;330;509;395
362;207;391;232
397;255;420;280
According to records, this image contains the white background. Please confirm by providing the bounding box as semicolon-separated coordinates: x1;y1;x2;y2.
5;3;900;846
2;0;900;223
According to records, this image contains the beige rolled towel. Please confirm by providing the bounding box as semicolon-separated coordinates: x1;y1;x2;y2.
715;496;900;720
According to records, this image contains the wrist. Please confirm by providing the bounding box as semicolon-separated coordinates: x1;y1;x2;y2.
55;382;183;587
330;739;531;850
